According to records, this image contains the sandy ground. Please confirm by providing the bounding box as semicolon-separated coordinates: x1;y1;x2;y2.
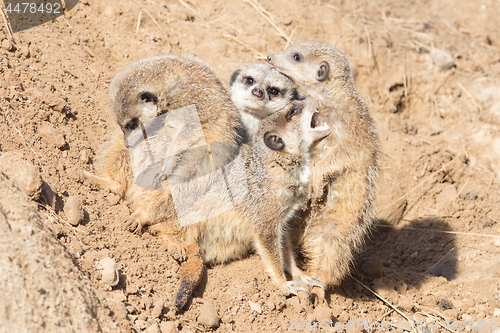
0;0;500;332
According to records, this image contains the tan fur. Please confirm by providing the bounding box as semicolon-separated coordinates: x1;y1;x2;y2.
268;41;380;290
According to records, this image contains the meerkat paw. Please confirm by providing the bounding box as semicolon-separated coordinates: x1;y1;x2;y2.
124;217;144;234
168;242;188;262
280;281;309;296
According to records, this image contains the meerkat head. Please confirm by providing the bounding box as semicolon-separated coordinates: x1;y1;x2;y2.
108;60;167;146
229;63;303;119
267;41;353;88
255;98;331;160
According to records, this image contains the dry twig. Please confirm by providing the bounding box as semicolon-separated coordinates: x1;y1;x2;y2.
223;34;266;58
457;82;481;111
243;0;292;45
132;0;167;37
353;277;417;333
136;10;142;34
379;224;500;239
0;6;14;39
179;0;197;14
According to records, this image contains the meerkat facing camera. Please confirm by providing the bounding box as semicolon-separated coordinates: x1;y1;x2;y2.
243;99;331;292
229;63;302;142
268;41;380;296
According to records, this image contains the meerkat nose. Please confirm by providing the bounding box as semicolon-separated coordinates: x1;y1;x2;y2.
267;55;272;62
252;87;263;98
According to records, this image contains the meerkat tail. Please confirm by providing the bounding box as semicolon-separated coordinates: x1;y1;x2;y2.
174;242;204;310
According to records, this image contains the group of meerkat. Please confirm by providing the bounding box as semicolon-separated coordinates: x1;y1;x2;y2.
83;41;379;310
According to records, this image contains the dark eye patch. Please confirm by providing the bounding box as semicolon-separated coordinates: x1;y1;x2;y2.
293;53;302;62
138;91;158;104
285;103;303;121
125;118;139;131
264;132;284;151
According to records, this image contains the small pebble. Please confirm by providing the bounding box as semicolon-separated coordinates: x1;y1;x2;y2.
430;48;455;70
20;46;30;57
64;195;84;226
98;257;120;287
160;321;178;333
494;308;500;317
248;301;262;314
152;297;164;318
106;298;127;320
0;152;42;199
313;304;331;322
464;192;477;200
135;319;147;330
286;297;304;313
39;122;66;149
106;193;120;205
2;39;14;51
146;323;160;333
80;150;90;164
141;295;152;310
197;302;220;328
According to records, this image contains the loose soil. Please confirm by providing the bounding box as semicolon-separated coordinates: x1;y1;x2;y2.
0;0;499;332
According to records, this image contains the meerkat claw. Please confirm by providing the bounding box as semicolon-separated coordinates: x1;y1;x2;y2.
124;218;142;234
168;244;188;262
281;281;309;296
303;277;324;290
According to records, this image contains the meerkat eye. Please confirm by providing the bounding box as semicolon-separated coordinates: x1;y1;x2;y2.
293;53;302;62
264;132;285;151
125;118;139;131
138;91;158;104
286;104;303;121
243;76;254;86
268;87;281;96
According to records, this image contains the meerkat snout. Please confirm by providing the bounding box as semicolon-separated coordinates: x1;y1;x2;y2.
252;87;263;98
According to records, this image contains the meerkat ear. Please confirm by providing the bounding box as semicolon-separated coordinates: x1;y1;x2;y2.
264;132;285;151
316;61;329;81
138;91;158;104
229;69;242;86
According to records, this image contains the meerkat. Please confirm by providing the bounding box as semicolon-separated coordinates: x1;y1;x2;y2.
267;41;380;296
83;55;250;309
229;63;302;142
242;98;331;292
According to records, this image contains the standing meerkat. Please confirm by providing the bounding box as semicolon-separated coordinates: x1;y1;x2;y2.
267;41;380;295
229;63;302;142
243;99;331;292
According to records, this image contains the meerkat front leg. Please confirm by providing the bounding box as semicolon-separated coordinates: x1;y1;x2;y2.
253;224;308;295
283;235;324;295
